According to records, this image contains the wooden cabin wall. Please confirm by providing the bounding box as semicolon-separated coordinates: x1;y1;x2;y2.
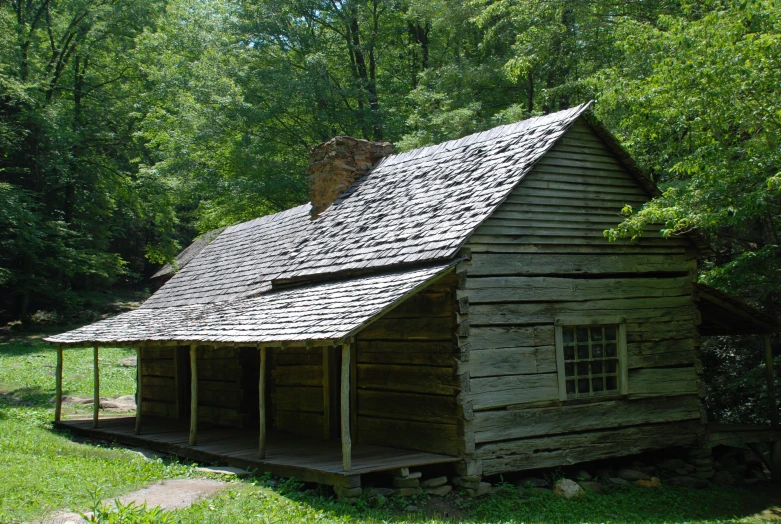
270;346;326;439
197;346;256;428
354;273;468;456
140;345;258;428
459;118;705;476
140;346;178;418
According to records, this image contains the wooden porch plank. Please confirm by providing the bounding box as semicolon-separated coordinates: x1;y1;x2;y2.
55;417;458;485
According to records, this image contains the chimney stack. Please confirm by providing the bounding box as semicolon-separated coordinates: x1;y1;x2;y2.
307;136;393;218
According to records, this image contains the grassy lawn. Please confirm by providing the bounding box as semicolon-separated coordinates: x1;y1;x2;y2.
1;333;780;523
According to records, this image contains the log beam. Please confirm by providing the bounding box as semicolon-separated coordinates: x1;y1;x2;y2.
259;346;267;459
135;347;143;435
54;344;63;422
323;346;331;440
341;343;352;472
189;344;198;446
92;345;100;429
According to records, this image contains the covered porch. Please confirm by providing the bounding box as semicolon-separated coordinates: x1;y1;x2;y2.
55;415;459;488
696;284;781;475
52;339;464;487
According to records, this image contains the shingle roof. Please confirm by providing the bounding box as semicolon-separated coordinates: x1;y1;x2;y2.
46;263;455;345
276;103;592;282
143;204;312;308
47;103;592;345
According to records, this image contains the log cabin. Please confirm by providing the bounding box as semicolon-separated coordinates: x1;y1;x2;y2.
47;102;781;492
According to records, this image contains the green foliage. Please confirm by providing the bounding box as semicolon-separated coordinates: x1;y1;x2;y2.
84;488;176;524
592;1;781;300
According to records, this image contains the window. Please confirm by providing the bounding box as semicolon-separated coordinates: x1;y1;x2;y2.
555;317;628;401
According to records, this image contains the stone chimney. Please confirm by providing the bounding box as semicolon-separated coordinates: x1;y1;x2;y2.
307;136;394;218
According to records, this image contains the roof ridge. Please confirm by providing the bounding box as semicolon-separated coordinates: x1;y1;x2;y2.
381;102;592;169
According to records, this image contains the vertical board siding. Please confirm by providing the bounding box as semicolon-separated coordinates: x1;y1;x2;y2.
355;274;463;456
460;118;702;474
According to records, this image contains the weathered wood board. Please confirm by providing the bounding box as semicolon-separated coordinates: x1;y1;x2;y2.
456;116;703;474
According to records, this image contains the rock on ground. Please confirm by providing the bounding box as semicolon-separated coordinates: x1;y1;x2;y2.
617;469;650;481
120;356;137;367
514;477;550;489
578;481;602;494
194;466;251;478
38;479;228;524
554;479;584;499
634;477;662;488
115;479;228;510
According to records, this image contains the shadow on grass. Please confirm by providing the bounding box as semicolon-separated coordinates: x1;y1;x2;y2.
265;479;781;524
0;336;54;357
0;385;55;408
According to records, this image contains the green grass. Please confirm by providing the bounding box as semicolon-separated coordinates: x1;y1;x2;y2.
1;333;780;523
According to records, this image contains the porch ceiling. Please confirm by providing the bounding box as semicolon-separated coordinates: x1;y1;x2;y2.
696;283;779;336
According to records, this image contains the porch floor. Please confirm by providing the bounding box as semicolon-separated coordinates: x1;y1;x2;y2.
55;416;459;487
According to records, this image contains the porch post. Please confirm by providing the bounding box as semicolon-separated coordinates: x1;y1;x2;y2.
189;343;198;446
258;346;267;459
54;344;63;422
765;334;778;429
135;346;143;435
92;345;100;429
341;342;352;472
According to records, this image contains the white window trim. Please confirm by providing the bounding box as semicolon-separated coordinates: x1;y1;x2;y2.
554;315;628;401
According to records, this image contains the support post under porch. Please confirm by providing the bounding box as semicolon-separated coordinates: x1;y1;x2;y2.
135;346;143;435
341;342;352;472
93;345;100;429
259;346;267;459
55;344;63;422
189;343;198;446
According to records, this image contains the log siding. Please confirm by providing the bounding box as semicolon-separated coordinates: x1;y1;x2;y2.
459;118;703;475
354;274;465;456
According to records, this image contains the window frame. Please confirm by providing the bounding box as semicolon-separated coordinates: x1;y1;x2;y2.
554;315;628;401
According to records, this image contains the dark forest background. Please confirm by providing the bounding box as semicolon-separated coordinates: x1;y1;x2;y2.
2;0;780;423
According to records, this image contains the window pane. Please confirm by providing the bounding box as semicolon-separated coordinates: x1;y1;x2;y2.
560;323;622;399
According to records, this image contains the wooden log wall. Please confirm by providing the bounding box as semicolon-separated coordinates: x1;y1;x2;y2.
140;347;178;419
459;118;704;476
270;347;326;439
140;345;258;428
197;346;258;427
354;273;467;456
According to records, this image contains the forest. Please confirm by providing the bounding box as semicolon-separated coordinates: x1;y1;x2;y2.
1;0;780;412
